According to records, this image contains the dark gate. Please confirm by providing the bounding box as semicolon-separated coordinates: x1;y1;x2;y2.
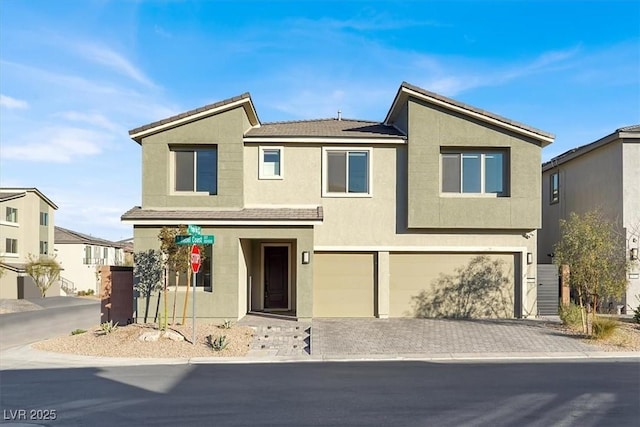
537;264;559;315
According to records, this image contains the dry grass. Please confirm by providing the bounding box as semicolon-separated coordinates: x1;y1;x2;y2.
33;322;254;358
548;317;640;351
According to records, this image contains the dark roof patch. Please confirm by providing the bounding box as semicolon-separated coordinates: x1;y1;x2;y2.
55;226;126;248
246;118;404;139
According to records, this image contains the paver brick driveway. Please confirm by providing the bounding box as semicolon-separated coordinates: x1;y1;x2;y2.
311;318;601;357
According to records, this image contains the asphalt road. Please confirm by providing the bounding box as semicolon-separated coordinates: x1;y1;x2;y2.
1;360;638;426
0;297;100;350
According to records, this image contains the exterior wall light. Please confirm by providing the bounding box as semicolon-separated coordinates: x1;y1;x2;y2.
302;251;310;264
631;248;638;261
526;252;533;265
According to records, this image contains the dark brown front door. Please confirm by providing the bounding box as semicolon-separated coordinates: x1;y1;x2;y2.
264;246;288;309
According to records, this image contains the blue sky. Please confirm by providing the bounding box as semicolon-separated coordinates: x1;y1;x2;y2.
1;0;638;241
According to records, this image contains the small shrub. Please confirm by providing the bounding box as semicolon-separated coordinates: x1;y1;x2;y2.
206;334;228;351
77;289;95;297
219;320;233;329
559;303;583;329
591;316;618;340
100;320;119;334
71;329;87;335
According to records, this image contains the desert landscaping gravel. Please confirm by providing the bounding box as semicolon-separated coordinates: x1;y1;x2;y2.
33;322;254;358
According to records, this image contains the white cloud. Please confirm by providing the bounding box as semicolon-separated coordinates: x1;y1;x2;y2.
2;126;106;162
55;111;121;132
74;42;156;88
0;94;29;109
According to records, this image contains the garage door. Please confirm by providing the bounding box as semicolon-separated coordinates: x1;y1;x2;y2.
390;253;517;318
313;252;375;317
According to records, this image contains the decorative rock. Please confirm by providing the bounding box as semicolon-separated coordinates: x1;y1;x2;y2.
138;331;161;342
163;330;185;342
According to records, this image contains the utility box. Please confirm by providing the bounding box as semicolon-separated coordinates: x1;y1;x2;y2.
100;266;134;325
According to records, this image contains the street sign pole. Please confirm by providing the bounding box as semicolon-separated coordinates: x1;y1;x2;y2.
192;270;196;346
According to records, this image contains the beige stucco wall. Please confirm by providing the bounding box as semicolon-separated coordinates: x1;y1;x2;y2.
406;98;542;229
0;191;55;264
55;244;101;293
134;225;314;321
623;141;640;309
140;107;248;209
539;141;623;262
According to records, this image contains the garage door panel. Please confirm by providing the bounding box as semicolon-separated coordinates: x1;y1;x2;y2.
390;253;516;318
313;253;374;317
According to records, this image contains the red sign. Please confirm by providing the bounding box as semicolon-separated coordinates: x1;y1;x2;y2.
190;245;201;273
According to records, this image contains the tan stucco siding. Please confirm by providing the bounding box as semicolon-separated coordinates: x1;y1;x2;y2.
313;252;375;317
539;141;624;261
133;225;314;320
389;253;516;318
140;107;247;209
406;98;542;229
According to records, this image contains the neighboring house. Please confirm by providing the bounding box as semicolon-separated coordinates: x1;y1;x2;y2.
54;226;127;294
539;125;640;313
116;237;134;266
122;82;554;322
0;188;59;299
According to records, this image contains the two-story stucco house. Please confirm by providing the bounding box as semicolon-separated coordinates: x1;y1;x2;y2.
54;226;128;294
122;82;554;322
0;187;58;299
539;125;640;313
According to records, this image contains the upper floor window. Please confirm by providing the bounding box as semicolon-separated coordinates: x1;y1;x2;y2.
173;146;218;195
441;150;509;196
6;207;17;223
84;245;92;264
39;241;48;255
322;148;372;197
259;146;283;180
550;172;559;204
5;238;18;254
103;247;109;259
40;212;48;226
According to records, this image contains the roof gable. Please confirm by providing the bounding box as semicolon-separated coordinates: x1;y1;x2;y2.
385;82;554;146
129;93;260;143
0;187;58;209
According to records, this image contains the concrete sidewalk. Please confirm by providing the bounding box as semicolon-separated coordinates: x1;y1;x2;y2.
1;316;638;369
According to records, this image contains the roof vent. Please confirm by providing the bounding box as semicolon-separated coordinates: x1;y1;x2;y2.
337;110;342;121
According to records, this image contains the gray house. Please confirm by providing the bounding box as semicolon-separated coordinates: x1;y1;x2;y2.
539;125;640;313
123;82;554;322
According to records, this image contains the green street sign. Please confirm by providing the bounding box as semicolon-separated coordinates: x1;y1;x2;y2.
175;234;215;245
187;224;202;236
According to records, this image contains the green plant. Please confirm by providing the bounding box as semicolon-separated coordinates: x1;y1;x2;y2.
219;320;233;329
633;295;640;324
206;334;228;351
559;303;583;329
71;329;87;335
100;320;119;334
591;316;618;340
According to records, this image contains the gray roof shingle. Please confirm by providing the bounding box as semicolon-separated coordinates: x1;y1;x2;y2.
246;118;405;139
55;226;126;248
121;206;323;222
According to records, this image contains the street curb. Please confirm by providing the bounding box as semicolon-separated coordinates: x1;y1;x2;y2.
1;345;638;370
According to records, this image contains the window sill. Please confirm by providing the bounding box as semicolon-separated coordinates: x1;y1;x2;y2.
440;193;507;198
170;191;218;196
0;253;19;258
322;192;372;198
258;176;284;181
0;221;19;228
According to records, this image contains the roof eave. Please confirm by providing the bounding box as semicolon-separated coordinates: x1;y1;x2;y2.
129;94;260;144
385;83;555;147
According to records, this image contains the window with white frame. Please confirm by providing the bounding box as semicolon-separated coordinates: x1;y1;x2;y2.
40;212;48;226
550;172;559;204
40;241;48;255
5;238;18;254
6;207;17;223
259;146;283;179
173;146;218;195
84;245;92;264
322;148;371;196
441;150;509;196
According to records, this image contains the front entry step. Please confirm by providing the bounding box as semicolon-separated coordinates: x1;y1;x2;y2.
238;314;311;357
250;325;311;356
